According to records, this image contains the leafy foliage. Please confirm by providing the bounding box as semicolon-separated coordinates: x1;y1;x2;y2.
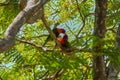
0;0;120;79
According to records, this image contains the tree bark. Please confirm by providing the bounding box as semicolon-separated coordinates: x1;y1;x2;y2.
0;0;50;53
93;0;108;80
106;24;120;80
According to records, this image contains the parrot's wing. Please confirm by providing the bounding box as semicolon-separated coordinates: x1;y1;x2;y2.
42;28;58;46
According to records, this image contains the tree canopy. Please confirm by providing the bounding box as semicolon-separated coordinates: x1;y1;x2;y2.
0;0;120;80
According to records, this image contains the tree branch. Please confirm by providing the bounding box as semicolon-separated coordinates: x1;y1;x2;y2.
75;0;84;21
65;23;77;38
0;1;18;6
16;39;53;52
76;13;94;37
75;0;94;37
46;69;65;80
0;0;50;53
17;38;93;54
41;11;62;48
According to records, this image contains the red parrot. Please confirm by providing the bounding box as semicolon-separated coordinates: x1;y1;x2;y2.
56;28;66;34
57;33;69;47
43;27;72;53
58;33;72;54
43;28;66;46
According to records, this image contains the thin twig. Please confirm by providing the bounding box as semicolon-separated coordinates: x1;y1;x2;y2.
65;23;77;38
74;0;85;37
76;13;94;37
76;20;86;37
17;39;93;53
39;70;49;79
16;39;53;52
28;34;49;39
106;24;116;33
75;0;94;37
75;0;84;21
46;69;65;80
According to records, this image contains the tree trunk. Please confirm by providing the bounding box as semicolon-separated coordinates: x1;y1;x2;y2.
93;0;108;80
106;24;120;80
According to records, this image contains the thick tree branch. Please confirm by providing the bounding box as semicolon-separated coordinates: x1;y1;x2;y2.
0;0;50;53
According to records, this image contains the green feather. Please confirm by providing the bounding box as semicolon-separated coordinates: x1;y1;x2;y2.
43;28;58;46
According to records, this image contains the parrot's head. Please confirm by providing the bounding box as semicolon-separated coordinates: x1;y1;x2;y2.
57;28;66;34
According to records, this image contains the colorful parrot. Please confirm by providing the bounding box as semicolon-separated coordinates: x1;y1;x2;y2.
58;33;69;47
58;33;72;54
43;27;72;53
43;28;66;46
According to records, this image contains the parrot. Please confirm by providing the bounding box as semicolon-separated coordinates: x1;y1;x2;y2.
58;33;72;54
43;27;72;53
57;33;69;48
42;27;66;46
